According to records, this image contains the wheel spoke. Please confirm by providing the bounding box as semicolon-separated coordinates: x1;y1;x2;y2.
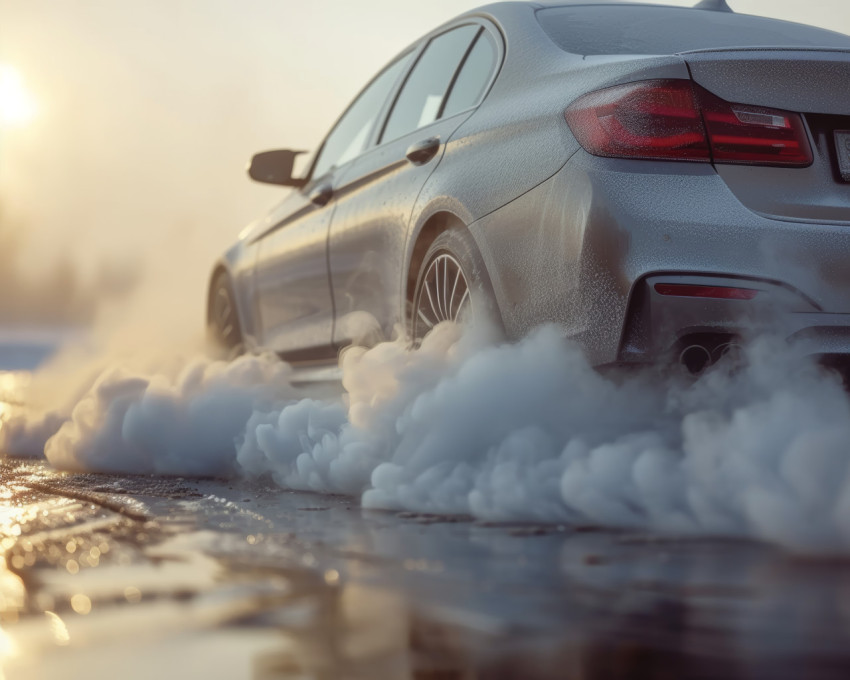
433;263;445;320
454;287;470;321
442;257;449;321
424;280;441;321
216;290;234;337
417;308;435;329
448;266;462;319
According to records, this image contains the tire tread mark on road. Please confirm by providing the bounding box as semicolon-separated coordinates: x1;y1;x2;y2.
19;480;151;522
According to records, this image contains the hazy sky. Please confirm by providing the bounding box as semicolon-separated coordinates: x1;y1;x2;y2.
1;0;849;307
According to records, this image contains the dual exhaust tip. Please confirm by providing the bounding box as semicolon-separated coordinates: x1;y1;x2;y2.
679;341;742;375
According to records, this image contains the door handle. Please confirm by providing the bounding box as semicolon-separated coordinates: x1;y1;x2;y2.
405;136;441;166
309;183;333;207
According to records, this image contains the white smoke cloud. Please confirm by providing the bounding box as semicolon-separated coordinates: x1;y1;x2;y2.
44;353;297;476
4;321;850;554
232;325;850;554
0;410;67;459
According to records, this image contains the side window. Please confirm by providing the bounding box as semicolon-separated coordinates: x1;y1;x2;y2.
442;31;497;118
312;53;412;179
380;25;479;144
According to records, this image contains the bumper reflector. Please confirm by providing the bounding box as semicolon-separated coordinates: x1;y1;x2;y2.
654;283;758;300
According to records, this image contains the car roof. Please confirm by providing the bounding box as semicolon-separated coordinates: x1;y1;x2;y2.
455;1;723;32
480;0;718;12
530;0;703;6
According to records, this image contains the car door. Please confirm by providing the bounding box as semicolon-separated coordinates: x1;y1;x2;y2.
328;24;499;347
252;52;413;360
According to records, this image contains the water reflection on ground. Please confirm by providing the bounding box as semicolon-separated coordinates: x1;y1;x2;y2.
1;457;850;679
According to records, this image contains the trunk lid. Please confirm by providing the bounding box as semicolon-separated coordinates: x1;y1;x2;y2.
684;49;850;223
684;48;850;115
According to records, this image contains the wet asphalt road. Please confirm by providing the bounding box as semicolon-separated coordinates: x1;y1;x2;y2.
2;334;850;679
3;456;850;679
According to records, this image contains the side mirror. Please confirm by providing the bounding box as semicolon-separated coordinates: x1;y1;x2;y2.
247;149;308;188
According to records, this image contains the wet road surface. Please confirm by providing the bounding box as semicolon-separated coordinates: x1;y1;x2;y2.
3;457;850;679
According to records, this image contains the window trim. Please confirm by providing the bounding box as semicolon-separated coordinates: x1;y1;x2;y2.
437;27;484;120
435;22;503;124
438;27;503;121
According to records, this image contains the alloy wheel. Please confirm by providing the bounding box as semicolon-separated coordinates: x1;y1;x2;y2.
414;253;470;339
213;286;236;343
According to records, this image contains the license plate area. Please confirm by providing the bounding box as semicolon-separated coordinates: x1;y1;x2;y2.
835;130;850;182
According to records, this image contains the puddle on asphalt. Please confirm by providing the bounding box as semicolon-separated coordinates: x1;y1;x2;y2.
0;459;468;679
0;510;479;680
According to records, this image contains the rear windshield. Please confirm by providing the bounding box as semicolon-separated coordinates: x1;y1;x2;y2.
537;5;850;56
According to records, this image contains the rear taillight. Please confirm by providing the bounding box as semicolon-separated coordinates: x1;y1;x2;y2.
565;79;812;167
699;89;812;166
565;80;710;161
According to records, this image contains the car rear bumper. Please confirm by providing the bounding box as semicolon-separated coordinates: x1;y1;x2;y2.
471;148;850;365
620;272;850;363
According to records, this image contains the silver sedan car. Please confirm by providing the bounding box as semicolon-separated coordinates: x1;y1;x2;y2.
208;0;850;375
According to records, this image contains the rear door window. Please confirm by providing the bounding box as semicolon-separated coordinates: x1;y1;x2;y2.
380;25;479;143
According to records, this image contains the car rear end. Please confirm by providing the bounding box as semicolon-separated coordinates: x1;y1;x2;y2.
536;3;850;370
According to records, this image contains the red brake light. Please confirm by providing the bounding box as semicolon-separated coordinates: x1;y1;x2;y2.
565;80;812;167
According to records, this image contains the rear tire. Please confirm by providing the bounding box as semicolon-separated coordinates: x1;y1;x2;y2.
411;229;502;342
208;271;243;355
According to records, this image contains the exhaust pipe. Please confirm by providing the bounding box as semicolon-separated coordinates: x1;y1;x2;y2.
713;342;744;364
679;344;712;375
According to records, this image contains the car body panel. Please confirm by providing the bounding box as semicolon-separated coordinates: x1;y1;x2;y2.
684;49;850;115
329;110;476;347
713;161;850;225
252;186;337;357
473;147;850;365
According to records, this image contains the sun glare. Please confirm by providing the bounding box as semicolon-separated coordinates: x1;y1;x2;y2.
0;64;36;128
